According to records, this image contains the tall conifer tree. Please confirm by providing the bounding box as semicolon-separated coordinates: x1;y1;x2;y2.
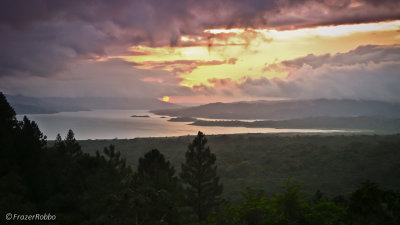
180;131;223;224
133;149;182;225
64;129;82;157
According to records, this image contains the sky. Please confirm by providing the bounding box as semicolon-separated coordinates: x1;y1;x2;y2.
0;0;400;104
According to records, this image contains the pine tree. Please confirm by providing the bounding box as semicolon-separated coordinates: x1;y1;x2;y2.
18;116;47;157
14;117;47;203
0;92;19;172
0;92;24;213
132;149;182;225
64;129;82;157
54;133;66;153
103;145;128;171
134;149;177;190
0;92;18;132
180;131;223;224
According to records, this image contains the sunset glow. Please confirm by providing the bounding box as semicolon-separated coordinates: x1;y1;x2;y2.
2;0;400;104
117;20;400;92
162;96;170;102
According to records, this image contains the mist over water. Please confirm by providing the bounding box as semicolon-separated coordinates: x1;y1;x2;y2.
17;110;344;140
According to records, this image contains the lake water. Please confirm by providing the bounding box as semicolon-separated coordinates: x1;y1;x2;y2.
17;110;344;140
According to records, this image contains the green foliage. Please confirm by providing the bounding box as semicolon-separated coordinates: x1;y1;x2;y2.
1;93;399;225
134;149;176;189
208;182;348;225
348;181;400;225
272;181;309;224
305;201;346;225
180;131;223;223
0;93;135;224
78;133;400;201
132;149;183;225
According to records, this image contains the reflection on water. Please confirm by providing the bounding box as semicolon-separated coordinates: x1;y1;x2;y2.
17;110;345;140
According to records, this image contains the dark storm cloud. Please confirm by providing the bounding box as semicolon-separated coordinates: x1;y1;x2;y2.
0;0;133;29
2;0;399;35
0;21;113;77
0;0;399;78
1;0;399;30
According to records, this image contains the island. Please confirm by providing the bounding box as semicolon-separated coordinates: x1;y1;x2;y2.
168;116;198;122
188;116;400;132
131;115;150;118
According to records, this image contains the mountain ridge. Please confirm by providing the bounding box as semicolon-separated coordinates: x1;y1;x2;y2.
6;94;181;114
151;99;400;120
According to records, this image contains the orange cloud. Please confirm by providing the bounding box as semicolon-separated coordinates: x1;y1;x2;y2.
141;77;164;83
134;59;237;75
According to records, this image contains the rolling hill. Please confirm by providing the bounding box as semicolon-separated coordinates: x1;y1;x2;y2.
152;99;400;119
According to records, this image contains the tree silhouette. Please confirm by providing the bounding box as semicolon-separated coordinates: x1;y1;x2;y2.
134;149;177;189
132;149;182;225
54;133;66;153
180;131;223;224
0;92;19;171
64;129;82;157
0;92;18;132
103;145;127;170
0;92;25;213
2;93;400;225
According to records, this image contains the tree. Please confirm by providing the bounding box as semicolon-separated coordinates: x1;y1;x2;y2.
0;94;138;224
0;92;26;214
54;133;66;153
0;92;18;132
0;92;19;172
134;149;177;190
206;188;269;225
64;129;82;157
180;131;223;224
132;149;182;225
349;181;400;225
272;181;309;224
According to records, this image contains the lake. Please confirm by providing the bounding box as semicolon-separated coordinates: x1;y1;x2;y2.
17;110;344;140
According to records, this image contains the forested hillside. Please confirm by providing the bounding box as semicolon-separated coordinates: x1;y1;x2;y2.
1;92;399;225
78;133;400;201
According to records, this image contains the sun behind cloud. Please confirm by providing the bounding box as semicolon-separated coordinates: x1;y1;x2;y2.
119;20;400;90
162;96;170;102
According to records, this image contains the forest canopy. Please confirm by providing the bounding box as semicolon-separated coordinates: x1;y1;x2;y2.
1;92;399;225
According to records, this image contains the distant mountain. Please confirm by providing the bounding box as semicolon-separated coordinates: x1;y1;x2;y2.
190;116;400;132
7;95;181;114
151;99;400;120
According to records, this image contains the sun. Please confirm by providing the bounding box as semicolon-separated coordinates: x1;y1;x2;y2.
162;96;170;102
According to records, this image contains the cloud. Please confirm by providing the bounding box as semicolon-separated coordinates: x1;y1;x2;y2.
1;0;400;78
2;0;398;30
1;44;399;102
280;45;400;69
0;58;194;98
268;0;400;29
135;59;237;75
0;0;133;29
0;21;116;77
203;45;400;102
1;0;400;101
